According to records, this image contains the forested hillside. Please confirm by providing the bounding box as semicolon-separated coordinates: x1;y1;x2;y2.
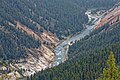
28;23;120;80
0;22;40;60
0;0;119;39
68;23;120;58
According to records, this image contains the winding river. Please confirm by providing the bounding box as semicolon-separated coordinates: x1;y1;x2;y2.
52;10;104;66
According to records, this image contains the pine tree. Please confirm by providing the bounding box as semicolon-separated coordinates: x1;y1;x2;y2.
98;51;120;80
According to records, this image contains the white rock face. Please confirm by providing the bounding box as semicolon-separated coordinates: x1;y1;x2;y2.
14;45;55;77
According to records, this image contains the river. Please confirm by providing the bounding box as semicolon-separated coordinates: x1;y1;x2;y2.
52;10;104;66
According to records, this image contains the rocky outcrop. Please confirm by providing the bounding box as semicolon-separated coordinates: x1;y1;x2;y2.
95;5;120;30
14;45;55;76
14;22;59;77
0;21;59;79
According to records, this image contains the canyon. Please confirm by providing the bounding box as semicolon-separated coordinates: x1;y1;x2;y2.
0;3;120;80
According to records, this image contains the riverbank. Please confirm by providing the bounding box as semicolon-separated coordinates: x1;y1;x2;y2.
52;9;105;66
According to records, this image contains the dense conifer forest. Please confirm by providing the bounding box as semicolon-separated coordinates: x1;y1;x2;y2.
0;0;119;38
0;24;40;60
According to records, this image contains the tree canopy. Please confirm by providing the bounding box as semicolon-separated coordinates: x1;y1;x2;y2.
98;52;120;80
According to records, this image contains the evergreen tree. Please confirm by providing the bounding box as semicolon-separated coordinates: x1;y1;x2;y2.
98;52;120;80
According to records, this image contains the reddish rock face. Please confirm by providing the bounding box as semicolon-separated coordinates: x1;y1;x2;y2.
95;6;120;30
